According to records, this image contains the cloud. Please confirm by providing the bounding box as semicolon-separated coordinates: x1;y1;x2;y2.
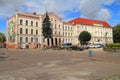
95;8;111;21
103;0;115;5
22;0;80;18
78;0;116;22
0;0;80;18
0;0;24;17
0;0;118;22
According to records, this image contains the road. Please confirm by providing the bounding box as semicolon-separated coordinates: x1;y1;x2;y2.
0;48;120;80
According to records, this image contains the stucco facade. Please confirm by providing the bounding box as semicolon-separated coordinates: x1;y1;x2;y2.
6;11;113;49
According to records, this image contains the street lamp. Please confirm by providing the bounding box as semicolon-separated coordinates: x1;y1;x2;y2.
105;32;108;45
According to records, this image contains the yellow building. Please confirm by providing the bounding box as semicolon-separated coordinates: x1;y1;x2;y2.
6;11;113;48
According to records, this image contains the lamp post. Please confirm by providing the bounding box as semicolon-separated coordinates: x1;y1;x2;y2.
105;32;108;45
34;35;37;48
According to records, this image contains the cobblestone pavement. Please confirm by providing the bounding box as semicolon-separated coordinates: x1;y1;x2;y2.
0;48;120;80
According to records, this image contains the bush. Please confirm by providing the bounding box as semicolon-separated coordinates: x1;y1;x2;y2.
106;43;120;48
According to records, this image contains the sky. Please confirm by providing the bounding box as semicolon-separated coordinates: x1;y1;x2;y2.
0;0;120;34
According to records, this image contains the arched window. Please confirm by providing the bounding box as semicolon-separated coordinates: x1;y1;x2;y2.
26;37;28;43
31;29;33;34
31;37;33;42
20;19;23;25
20;28;22;34
36;30;38;35
59;25;60;29
20;37;22;43
36;22;38;27
36;37;38;42
26;29;28;34
31;21;33;26
59;32;60;35
26;20;28;26
55;24;57;29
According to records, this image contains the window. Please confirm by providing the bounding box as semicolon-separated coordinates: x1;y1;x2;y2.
36;22;38;27
26;29;28;34
31;21;33;26
65;32;67;36
55;24;57;29
59;25;60;29
36;30;38;35
59;32;60;35
31;37;33;42
71;27;72;31
36;37;38;42
55;31;57;34
68;27;69;31
20;19;23;25
26;20;28;26
26;37;28;43
68;33;70;36
65;26;67;30
71;33;72;36
20;28;22;34
31;29;33;34
20;37;22;43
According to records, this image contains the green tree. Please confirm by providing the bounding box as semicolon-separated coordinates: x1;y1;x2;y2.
78;31;91;45
42;13;52;40
113;24;120;43
0;32;6;42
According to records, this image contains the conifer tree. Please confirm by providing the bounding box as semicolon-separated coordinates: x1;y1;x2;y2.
42;13;52;39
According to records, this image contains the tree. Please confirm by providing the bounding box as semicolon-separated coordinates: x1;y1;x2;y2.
78;31;91;45
0;32;6;42
113;24;120;43
42;13;52;40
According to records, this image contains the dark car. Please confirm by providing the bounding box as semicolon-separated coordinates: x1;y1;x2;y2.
81;45;89;49
69;46;83;51
60;43;72;49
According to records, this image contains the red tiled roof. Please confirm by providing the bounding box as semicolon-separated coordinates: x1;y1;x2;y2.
68;18;111;28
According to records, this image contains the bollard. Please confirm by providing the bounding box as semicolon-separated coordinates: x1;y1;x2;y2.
88;50;92;57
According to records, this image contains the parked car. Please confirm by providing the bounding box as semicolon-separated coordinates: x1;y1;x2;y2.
60;43;72;49
94;44;103;48
88;44;103;48
87;44;95;48
69;46;83;51
81;45;89;49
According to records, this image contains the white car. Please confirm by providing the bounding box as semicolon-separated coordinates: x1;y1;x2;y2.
94;44;103;48
88;44;95;48
88;44;102;48
94;44;101;48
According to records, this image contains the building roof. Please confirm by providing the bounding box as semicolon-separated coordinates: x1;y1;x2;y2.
68;18;111;28
48;12;63;21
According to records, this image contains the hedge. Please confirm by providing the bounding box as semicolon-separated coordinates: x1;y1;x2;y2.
106;43;120;48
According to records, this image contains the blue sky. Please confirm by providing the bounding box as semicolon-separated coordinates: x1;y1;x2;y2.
0;0;120;34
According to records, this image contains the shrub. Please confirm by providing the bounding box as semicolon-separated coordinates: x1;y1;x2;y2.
106;43;120;48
